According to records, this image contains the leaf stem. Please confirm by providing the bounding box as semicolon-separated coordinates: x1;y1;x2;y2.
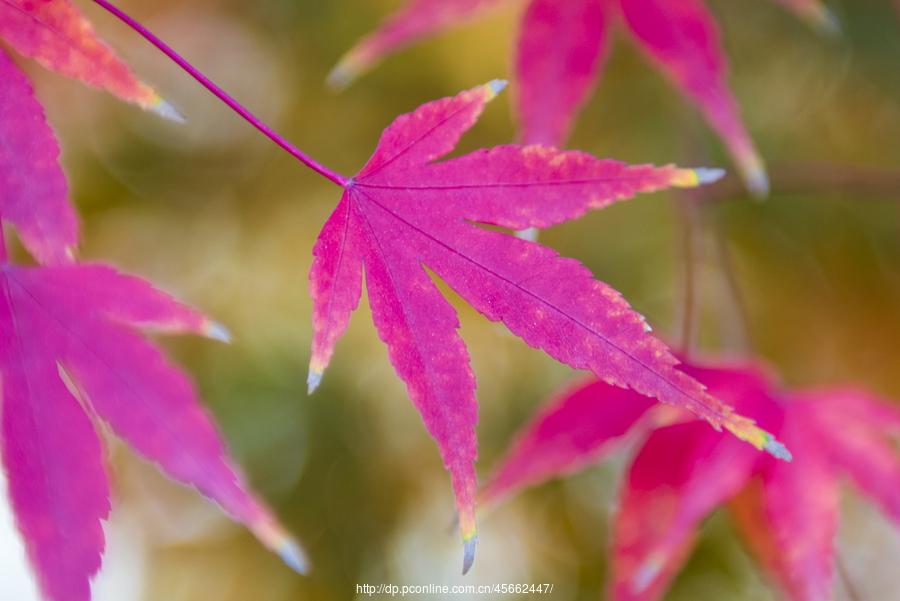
91;0;348;188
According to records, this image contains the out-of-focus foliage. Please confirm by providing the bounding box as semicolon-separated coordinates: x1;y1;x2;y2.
3;1;898;600
483;359;900;601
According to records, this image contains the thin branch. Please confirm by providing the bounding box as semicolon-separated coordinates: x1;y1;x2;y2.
92;0;348;188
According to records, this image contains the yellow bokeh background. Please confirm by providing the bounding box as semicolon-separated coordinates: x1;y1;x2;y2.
4;0;900;599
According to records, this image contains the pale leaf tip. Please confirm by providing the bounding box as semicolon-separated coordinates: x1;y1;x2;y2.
462;533;478;575
764;436;793;462
277;538;311;575
485;79;508;99
632;554;664;593
735;150;769;199
326;59;359;91
152;98;186;123
730;419;791;461
810;6;841;36
205;322;232;343
745;167;770;200
514;227;539;242
694;167;727;185
254;519;310;574
671;167;725;188
307;368;323;395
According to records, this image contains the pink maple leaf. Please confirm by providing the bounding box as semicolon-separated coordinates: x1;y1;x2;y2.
1;0;182;262
17;1;789;578
1;12;304;595
330;0;836;197
0;47;77;266
0;0;179;118
0;251;308;601
484;359;900;600
306;81;788;572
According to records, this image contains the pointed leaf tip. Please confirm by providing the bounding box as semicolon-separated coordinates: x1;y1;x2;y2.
307;369;323;395
734;149;770;199
808;5;841;36
486;79;508;98
632;554;664;593
253;519;310;574
724;415;789;460
745;166;770;200
151;98;186;123
327;48;373;92
764;437;793;462
326;63;354;92
277;538;310;574
515;227;539;242
694;167;727;185
462;534;478;575
670;167;725;188
204;322;232;343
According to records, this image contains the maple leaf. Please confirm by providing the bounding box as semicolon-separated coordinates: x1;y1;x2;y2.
0;47;77;266
1;20;304;592
306;81;788;572
0;0;306;601
0;0;179;118
0;257;308;601
330;0;838;197
1;0;182;268
60;1;788;576
483;359;900;601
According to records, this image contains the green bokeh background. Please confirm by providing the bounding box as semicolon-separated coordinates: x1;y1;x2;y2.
15;0;900;599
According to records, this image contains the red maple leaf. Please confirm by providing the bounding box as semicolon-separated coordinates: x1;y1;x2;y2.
0;260;307;601
58;1;789;576
0;48;77;266
330;0;837;197
0;0;179;118
0;5;304;599
1;0;182;264
484;359;900;600
306;81;788;572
